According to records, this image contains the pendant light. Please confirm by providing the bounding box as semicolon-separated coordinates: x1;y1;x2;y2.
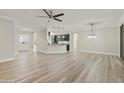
88;23;96;39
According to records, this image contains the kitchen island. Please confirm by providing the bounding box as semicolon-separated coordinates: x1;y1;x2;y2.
46;44;67;53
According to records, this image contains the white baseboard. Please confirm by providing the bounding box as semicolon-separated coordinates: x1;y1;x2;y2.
0;58;15;63
79;50;120;56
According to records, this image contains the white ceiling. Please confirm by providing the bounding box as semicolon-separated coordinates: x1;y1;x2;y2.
0;9;124;32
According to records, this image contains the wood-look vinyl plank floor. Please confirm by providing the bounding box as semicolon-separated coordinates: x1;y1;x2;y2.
0;51;124;83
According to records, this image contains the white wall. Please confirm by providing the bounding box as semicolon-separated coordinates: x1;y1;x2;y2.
36;29;47;52
0;17;15;61
78;27;120;56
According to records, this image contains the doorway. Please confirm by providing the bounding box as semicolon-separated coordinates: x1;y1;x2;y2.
19;34;29;51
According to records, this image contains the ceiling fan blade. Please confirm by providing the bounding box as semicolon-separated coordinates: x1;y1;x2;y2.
53;13;64;17
54;18;62;22
50;11;52;16
43;9;51;18
37;16;48;18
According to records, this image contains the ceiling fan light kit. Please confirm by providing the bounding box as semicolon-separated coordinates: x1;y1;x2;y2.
88;33;96;39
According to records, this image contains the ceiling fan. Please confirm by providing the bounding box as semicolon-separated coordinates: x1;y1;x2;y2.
38;9;64;22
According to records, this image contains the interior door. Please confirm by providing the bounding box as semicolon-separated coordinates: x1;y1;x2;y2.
120;24;124;59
